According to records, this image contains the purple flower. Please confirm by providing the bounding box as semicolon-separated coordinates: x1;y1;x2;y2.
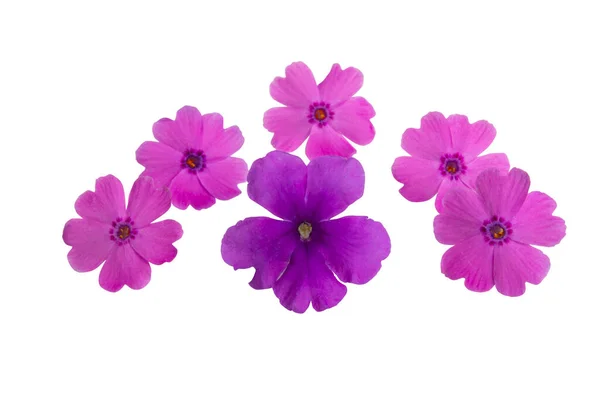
434;168;566;296
392;112;509;212
63;175;183;292
264;62;376;160
221;151;391;313
136;105;248;210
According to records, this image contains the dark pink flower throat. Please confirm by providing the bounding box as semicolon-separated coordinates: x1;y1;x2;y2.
439;153;467;180
308;101;335;127
480;215;513;246
181;149;206;173
109;217;138;246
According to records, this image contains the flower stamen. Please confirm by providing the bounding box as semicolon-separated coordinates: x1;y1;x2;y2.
298;222;312;241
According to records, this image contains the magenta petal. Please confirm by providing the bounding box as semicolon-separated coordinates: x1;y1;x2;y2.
99;245;151;292
329;97;375;145
126;176;171;227
316;216;391;284
169;170;215;210
75;175;126;224
434;179;455;213
493;242;550;297
264;107;311;152
153;106;202;152
63;219;113;272
305;125;356;160
461;153;510;187
448;115;496;161
317;64;363;106
198;113;225;152
198;157;247;201
512;192;566;247
202;124;244;161
441;237;494;293
274;244;347;313
401;112;451;160
305;156;364;221
392;156;441;202
477;168;530;219
247;151;307;221
131;220;183;265
136;141;183;187
221;217;299;289
270;62;319;108
435;187;488;244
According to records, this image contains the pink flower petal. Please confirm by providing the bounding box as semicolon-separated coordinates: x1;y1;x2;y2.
441;236;494;293
329;97;375;145
493;242;550;297
269;61;319;108
476;168;530;219
198;157;248;201
247;151;307;221
126;176;171;228
135;141;183;187
391;156;442;202
75;175;126;224
512;192;566;247
317;63;364;106
461;153;510;187
263;107;311;152
274;245;347;313
316;216;391;284
305;125;356;160
221;217;299;290
199;113;225;151
434;188;488;245
305;156;364;221
434;179;456;213
401;112;452;160
447;115;496;161
63;219;114;272
202;124;244;161
131;220;183;265
99;245;151;292
153;106;202;152
169;169;215;210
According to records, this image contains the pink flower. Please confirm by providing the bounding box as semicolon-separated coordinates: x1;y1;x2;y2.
63;175;183;292
434;168;566;296
392;112;510;212
136;106;248;210
264;62;376;160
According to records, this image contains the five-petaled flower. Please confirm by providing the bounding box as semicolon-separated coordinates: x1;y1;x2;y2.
264;62;376;159
392;112;510;212
63;175;183;292
434;168;566;296
136;105;248;210
221;151;391;313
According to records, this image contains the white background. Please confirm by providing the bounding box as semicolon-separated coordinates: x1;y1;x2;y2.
1;1;598;394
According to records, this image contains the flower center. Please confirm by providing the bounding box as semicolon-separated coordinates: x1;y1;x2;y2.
109;217;138;246
181;150;205;172
117;225;131;240
185;155;202;169
298;222;312;241
314;108;327;121
480;215;513;246
439;153;467;180
490;224;505;239
307;101;334;127
445;160;459;174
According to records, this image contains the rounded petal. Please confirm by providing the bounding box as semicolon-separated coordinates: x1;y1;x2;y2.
305;125;356;160
511;192;566;247
449;115;496;161
305;156;364;221
131;219;183;265
135;141;183;187
199;113;224;151
63;219;113;272
435;187;488;245
198;157;248;201
476;168;530;219
391;156;442;202
441;236;494;293
153;106;202;152
329;97;375;145
264;107;311;152
202;124;244;161
316;216;391;285
493;242;550;297
274;244;347;313
401;112;451;160
269;61;319;108
461;153;510;187
317;63;364;106
169;169;215;210
221;217;299;290
434;179;456;213
126;176;171;227
99;245;151;292
75;175;126;224
247;151;307;221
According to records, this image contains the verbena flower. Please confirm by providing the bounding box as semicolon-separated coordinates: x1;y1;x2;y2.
136;105;248;210
264;62;376;159
221;151;391;313
63;175;183;292
434;168;566;296
392;112;509;212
